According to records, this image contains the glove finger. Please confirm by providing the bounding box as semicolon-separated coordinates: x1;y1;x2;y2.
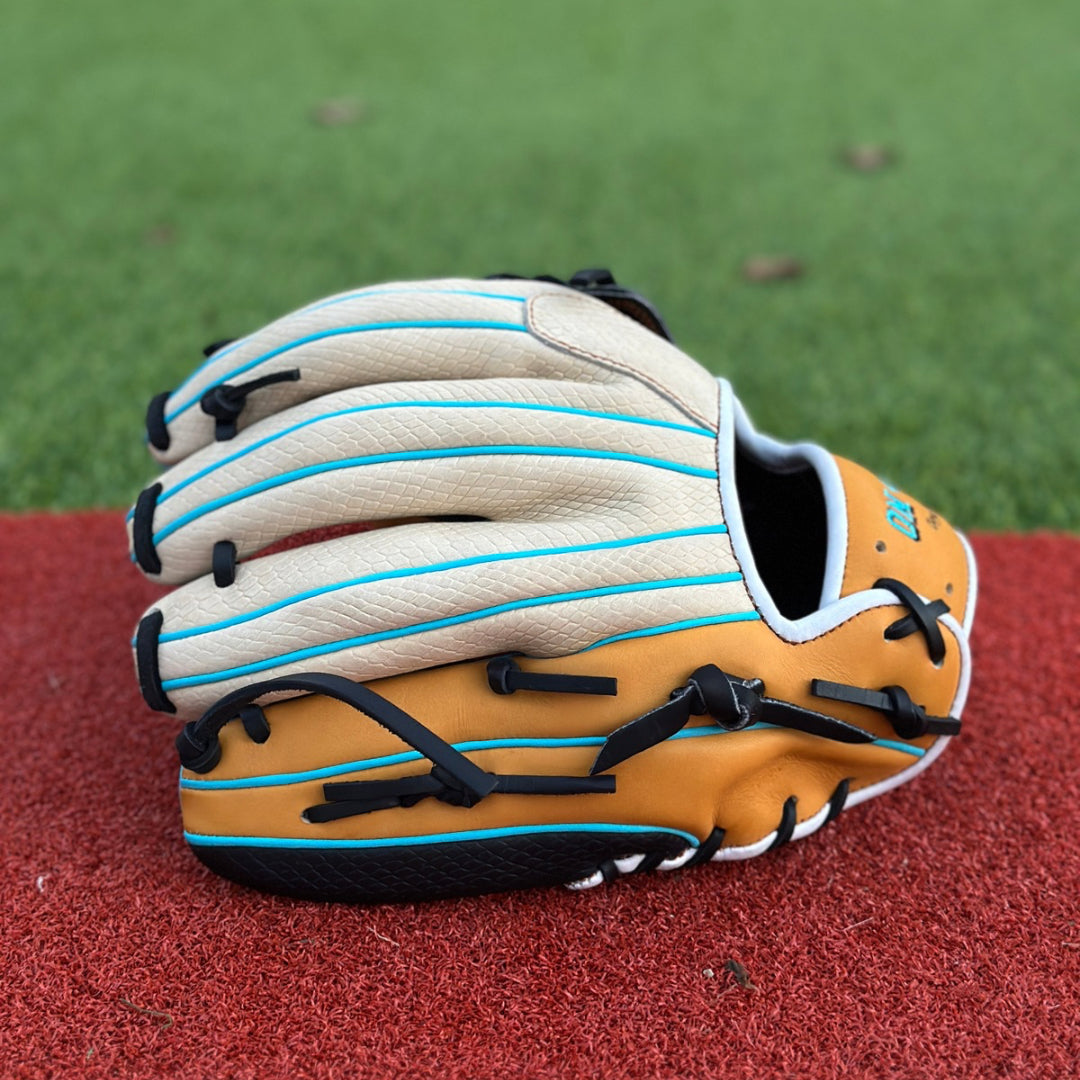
150;278;556;464
129;379;721;585
148;277;721;466
140;517;748;720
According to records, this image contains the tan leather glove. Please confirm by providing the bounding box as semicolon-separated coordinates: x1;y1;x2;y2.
129;271;976;903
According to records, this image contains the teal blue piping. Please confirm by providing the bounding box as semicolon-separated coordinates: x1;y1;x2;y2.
181;725;765;791
160;574;743;691
169;289;525;405
304;288;526;313
148;402;713;513
183;821;701;850
180;722;922;793
155;526;732;643
165;319;528;422
579;612;762;650
125;402;714;523
152;447;718;545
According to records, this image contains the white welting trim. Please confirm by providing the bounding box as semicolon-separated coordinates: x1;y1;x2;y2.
958;530;979;634
710;830;779;862
657;847;697;871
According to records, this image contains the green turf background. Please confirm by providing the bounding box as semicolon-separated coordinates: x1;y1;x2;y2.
1;1;1077;528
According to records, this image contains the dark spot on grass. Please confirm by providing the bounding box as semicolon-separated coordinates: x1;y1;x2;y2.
742;255;804;283
842;144;896;172
310;98;368;127
144;224;176;246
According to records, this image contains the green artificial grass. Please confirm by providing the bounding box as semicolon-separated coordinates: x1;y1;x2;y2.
1;0;1077;528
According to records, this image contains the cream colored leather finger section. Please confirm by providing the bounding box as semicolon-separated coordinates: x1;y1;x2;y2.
156;279;549;462
145;377;715;513
134;393;721;584
526;290;721;430
153;279;723;463
149;522;750;719
144;456;720;585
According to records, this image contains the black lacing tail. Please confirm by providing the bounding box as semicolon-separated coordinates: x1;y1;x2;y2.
808;576;960;737
175;673;615;817
810;681;961;739
588;664;877;776
486;655;616;696
200;368;301;440
179;628;958;824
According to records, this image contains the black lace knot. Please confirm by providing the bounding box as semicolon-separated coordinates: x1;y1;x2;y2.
199;368;301;440
176;722;221;773
430;765;484;809
686;665;764;731
881;685;929;739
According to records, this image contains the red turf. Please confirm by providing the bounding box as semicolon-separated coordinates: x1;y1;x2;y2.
1;513;1077;1079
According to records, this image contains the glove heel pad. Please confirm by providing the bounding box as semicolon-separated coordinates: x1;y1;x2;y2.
187;828;687;904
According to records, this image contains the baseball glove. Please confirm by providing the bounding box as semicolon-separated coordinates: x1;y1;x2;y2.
129;270;977;903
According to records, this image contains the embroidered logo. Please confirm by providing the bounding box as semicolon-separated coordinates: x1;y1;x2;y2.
884;486;919;541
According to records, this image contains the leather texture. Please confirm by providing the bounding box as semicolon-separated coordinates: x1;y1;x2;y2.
130;273;978;902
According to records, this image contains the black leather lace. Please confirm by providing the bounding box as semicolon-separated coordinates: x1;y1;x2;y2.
175;579;959;821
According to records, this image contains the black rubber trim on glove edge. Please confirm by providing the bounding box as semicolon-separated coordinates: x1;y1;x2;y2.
187;828;688;904
145;392;171;451
136;609;176;714
132;483;163;575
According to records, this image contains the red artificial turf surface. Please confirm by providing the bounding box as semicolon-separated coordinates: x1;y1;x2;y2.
1;512;1078;1079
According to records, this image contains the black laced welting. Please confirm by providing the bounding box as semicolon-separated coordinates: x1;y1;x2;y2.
825;779;851;825
768;796;799;850
487;268;674;341
875;577;950;664
487;655;617;697
811;680;961;739
589;664;875;777
200;368;301;440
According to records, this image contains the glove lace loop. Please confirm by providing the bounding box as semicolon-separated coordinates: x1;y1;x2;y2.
199;368;301;441
875;577;950;664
